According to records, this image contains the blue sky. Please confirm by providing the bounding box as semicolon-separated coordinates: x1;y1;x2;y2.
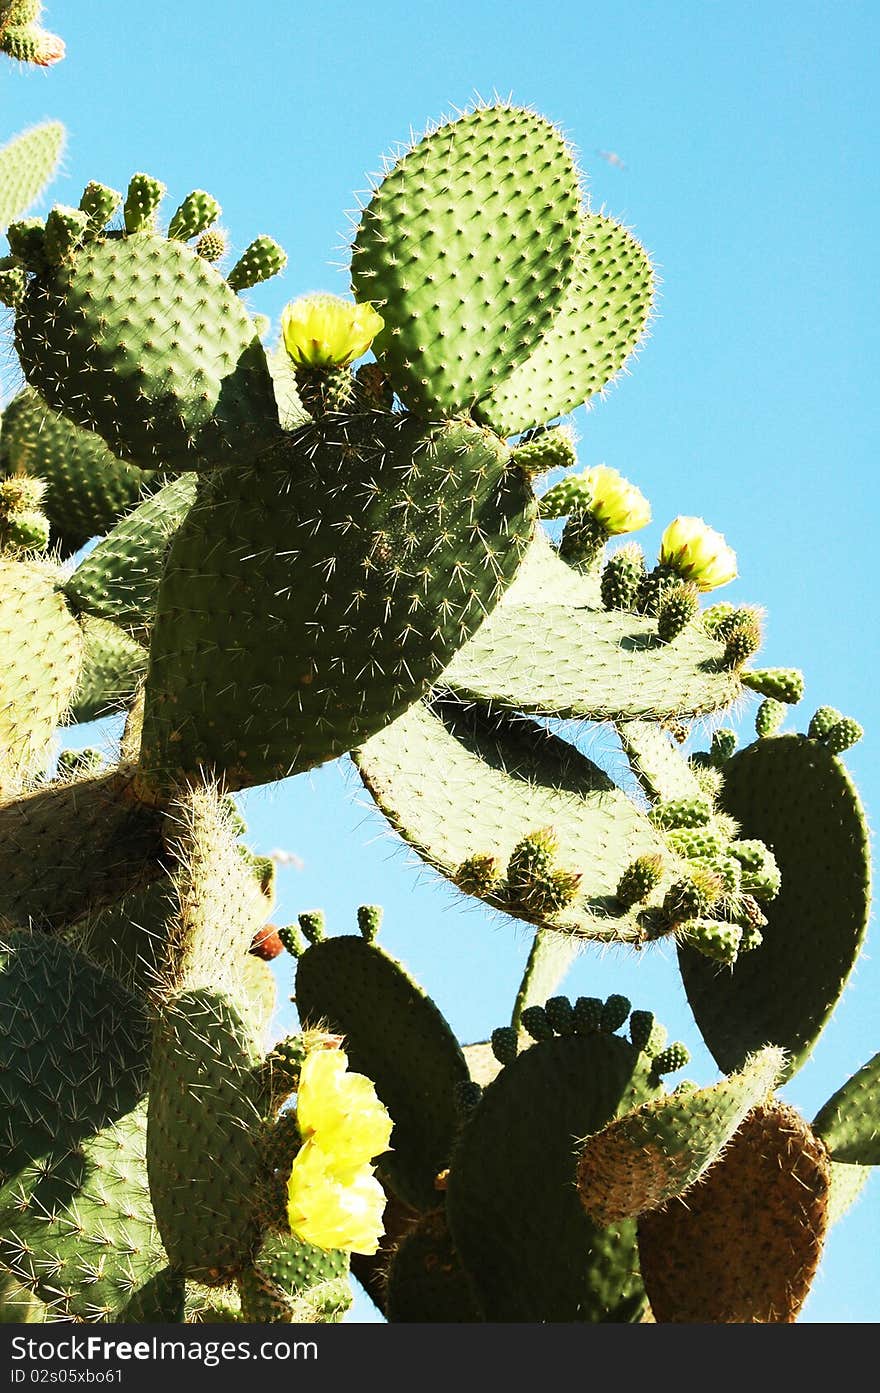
6;0;878;1323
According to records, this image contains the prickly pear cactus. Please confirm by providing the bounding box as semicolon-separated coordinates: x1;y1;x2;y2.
0;70;875;1327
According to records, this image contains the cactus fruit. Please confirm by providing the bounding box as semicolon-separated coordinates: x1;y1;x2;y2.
0;87;874;1327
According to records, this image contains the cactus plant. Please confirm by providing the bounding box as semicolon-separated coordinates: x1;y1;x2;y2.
0;75;875;1329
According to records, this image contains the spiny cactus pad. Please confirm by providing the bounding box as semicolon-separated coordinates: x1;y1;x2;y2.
64;474;198;640
351;105;581;416
576;1047;783;1225
356;695;667;942
0;123;65;231
14;209;282;472
0;391;160;558
445;1032;660;1321
0;769;164;931
0;934;161;1320
637;1102;831;1323
679;736;871;1081
294;932;469;1211
137;417;534;795
442;535;741;722
69;615;147;724
477;212;654;438
0;559;84;793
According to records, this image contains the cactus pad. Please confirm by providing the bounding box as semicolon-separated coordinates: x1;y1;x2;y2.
356;695;667;942
69;616;147;724
14;220;282;472
137;417;534;795
477;212;654;438
637;1102;831;1322
446;1032;660;1321
352;105;581;416
0;123;65;230
812;1050;880;1164
576;1047;782;1225
679;736;871;1081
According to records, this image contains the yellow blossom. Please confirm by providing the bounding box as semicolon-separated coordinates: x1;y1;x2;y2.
281;294;384;368
660;515;738;591
584;465;651;534
286;1138;386;1254
296;1047;393;1169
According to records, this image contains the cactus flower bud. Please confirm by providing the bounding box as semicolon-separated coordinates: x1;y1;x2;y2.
281;294;384;368
660;516;738;591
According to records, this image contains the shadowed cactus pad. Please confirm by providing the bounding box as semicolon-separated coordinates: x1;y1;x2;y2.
680;735;871;1081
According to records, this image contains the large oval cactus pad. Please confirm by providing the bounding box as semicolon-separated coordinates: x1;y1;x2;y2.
637;1102;831;1323
679;736;871;1081
138;417;534;795
351;105;581;416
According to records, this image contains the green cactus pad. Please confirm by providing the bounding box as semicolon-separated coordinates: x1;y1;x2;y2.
441;535;741;722
742;667;805;704
147;986;265;1283
294;933;469;1211
0;933;160;1320
356;696;667;943
679;736;871;1081
0;123;65;230
351;104;581;416
64;474;198;640
65;879;173;997
812;1050;880;1164
0;559;84;792
138;417;534;796
576;1047;782;1225
512;428;576;479
69;615;147;724
0;1100;164;1321
0;932;150;1185
0;769;164;931
250;1229;349;1320
446;1032;660;1321
637;1102;831;1323
167;190;221;243
618;720;704;803
227;235;287;291
14;228;281;473
385;1210;482;1322
0;390;162;557
477;212;654;438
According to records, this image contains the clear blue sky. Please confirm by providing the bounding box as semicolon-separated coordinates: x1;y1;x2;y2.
8;0;878;1323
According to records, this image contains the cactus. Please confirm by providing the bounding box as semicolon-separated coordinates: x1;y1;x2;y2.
0;82;875;1329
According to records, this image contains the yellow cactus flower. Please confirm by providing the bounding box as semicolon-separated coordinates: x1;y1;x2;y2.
660;515;738;591
281;293;384;368
286;1138;387;1254
584;465;651;535
296;1046;393;1169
